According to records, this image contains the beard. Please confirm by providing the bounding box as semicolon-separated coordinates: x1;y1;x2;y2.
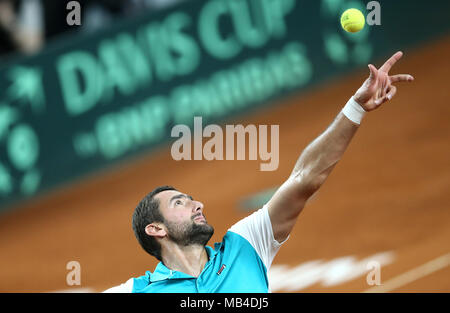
165;217;214;247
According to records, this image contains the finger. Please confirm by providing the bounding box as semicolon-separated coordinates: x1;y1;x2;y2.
379;51;403;73
386;85;397;101
367;64;378;90
374;85;397;106
381;86;388;99
390;74;414;83
382;79;389;98
368;64;378;81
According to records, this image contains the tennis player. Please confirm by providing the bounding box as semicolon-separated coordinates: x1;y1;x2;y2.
104;51;413;293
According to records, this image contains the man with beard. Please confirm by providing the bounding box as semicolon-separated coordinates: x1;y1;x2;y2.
103;51;413;293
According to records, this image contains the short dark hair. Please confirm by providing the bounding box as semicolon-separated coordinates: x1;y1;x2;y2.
132;185;177;261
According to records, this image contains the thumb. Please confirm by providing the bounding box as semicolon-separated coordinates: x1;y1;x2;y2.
368;64;378;82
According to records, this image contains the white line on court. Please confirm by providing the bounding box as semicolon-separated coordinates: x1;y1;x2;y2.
363;252;450;293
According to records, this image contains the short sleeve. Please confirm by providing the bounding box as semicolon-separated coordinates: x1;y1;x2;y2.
228;205;289;270
102;278;134;293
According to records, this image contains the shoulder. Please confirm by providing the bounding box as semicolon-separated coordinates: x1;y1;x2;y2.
102;271;152;293
228;205;268;235
228;205;286;248
102;277;134;293
226;205;288;270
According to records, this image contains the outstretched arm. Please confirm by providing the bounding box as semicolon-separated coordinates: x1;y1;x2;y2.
267;51;414;242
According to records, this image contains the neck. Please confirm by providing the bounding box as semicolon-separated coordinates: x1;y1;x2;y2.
161;243;209;277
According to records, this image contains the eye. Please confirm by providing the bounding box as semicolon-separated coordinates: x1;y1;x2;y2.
175;200;182;205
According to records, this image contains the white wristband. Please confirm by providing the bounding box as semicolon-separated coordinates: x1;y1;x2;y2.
342;96;366;125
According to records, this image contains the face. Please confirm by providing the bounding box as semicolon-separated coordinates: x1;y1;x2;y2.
153;190;214;246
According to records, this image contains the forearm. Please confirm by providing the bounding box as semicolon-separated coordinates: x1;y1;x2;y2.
267;108;361;241
291;109;360;195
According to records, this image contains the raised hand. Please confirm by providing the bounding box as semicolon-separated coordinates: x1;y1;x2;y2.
354;51;414;112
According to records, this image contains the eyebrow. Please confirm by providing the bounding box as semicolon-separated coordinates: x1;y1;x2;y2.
169;194;193;204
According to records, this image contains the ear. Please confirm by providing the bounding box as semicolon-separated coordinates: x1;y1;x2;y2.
145;223;167;238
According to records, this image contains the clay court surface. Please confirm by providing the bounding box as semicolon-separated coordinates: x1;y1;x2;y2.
0;36;449;293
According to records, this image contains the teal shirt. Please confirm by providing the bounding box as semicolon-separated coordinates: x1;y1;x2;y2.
132;231;270;293
104;206;288;293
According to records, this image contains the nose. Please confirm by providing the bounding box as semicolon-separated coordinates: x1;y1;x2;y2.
193;200;204;214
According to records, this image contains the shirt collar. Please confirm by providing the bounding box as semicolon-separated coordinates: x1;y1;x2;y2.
149;245;219;283
206;244;220;260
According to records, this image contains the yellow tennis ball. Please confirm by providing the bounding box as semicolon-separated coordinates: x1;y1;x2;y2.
340;8;365;33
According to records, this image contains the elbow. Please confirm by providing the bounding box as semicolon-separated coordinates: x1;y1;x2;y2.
290;168;326;200
304;176;325;199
